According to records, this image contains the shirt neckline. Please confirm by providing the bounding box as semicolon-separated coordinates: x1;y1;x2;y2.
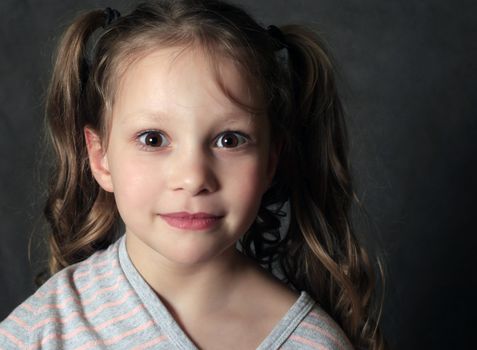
117;233;315;349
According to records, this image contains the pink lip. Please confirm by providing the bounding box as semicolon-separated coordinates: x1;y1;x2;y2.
160;212;223;230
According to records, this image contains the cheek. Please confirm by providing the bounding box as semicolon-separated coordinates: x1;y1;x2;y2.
221;156;268;208
109;154;163;209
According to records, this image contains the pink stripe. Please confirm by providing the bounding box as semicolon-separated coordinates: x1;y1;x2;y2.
103;320;154;344
309;310;341;330
68;305;144;339
88;256;116;269
301;321;345;350
131;335;168;350
73;269;94;279
81;276;125;305
36;295;79;313
0;328;26;348
33;291;140;349
93;304;144;331
41;304;145;345
33;315;69;332
309;310;328;320
74;320;155;350
289;335;328;350
36;259;118;298
31;292;140;333
8;315;29;330
74;260;118;279
77;270;114;293
38;272;72;298
308;310;353;349
21;303;35;313
85;289;135;319
38;275;122;305
31;289;135;331
34;272;120;314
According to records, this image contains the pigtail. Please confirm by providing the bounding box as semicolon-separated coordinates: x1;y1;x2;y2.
273;25;388;350
40;10;120;282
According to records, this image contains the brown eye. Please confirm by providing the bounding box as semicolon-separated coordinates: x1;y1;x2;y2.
216;132;248;148
138;131;169;148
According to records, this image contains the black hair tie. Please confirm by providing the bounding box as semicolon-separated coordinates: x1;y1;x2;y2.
267;25;288;50
103;7;121;28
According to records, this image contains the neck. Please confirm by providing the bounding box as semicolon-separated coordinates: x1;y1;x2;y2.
125;231;255;320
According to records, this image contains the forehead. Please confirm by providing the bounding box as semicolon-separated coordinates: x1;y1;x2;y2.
112;45;262;123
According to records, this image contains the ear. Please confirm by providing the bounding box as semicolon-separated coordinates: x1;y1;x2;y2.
84;126;114;192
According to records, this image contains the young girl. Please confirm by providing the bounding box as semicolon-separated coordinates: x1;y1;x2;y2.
0;0;387;349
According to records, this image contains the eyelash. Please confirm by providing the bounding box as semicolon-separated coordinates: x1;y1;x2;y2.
135;130;251;151
136;130;170;151
215;131;250;148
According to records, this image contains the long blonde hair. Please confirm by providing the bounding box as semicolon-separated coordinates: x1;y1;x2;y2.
39;1;388;348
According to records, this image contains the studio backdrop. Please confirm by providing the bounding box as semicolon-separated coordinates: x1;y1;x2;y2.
0;1;475;349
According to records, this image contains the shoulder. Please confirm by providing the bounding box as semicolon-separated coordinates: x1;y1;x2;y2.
0;238;122;349
288;301;355;350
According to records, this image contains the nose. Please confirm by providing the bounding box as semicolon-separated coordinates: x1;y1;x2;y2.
166;146;219;195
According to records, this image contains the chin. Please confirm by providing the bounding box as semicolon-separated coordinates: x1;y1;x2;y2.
165;243;237;266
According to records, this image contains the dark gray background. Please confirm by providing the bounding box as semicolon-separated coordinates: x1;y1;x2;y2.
1;0;476;349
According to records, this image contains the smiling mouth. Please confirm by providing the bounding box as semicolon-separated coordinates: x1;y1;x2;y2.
159;212;223;230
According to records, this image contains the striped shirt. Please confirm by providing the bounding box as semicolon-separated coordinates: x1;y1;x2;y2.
0;234;353;349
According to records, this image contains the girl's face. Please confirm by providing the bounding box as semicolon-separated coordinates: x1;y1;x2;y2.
89;46;278;267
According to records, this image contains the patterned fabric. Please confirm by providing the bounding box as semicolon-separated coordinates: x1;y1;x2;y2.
0;234;353;349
